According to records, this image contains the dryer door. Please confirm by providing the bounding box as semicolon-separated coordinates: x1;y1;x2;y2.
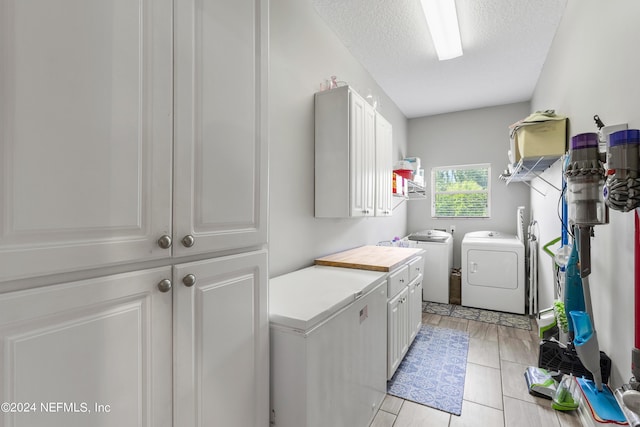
466;249;518;289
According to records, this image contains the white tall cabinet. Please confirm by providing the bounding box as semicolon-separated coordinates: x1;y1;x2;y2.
0;0;269;426
174;0;268;256
0;0;174;281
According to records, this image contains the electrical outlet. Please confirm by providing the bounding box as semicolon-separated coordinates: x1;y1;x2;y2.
450;225;456;234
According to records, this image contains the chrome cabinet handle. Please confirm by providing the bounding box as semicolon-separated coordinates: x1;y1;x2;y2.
157;235;172;249
182;235;195;248
182;274;196;287
157;279;172;293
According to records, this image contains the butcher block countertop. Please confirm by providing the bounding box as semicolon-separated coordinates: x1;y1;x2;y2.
314;245;424;272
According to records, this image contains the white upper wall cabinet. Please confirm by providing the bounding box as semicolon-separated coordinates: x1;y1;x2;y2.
0;0;173;281
0;0;268;281
173;0;268;256
351;92;376;217
315;86;389;218
375;112;392;216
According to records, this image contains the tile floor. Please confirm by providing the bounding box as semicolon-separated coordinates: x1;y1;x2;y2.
370;312;584;427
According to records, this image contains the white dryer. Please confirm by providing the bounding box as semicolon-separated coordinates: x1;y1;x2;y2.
403;230;453;304
461;231;525;314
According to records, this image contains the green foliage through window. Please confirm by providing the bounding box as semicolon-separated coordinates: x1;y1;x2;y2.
431;164;491;218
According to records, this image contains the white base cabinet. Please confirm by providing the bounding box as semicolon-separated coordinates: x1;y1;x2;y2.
387;285;410;379
0;250;268;427
174;251;268;427
0;268;173;427
387;255;425;379
408;257;424;342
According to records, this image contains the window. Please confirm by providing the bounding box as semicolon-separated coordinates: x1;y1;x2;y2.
431;164;491;218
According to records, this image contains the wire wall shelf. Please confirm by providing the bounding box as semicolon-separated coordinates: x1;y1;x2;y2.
407;181;426;199
499;156;562;195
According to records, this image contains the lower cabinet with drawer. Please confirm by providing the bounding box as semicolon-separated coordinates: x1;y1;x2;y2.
387;255;424;379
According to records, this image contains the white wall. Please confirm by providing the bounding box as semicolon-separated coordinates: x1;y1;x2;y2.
531;0;640;388
407;103;532;267
268;0;409;277
527;160;564;315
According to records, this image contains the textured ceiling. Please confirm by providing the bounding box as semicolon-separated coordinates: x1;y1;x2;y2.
310;0;568;118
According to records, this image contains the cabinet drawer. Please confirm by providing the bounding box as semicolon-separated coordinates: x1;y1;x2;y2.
408;256;424;282
387;265;409;298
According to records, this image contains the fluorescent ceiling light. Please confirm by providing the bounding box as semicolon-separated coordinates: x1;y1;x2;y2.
420;0;463;61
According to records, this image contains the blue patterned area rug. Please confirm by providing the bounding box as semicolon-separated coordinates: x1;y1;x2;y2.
423;301;532;331
387;325;469;415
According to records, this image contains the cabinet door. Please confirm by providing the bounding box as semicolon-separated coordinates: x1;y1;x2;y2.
364;103;376;215
0;267;172;427
349;93;375;217
375;112;392;216
173;0;268;256
0;0;173;282
387;286;409;379
408;277;423;343
173;250;268;427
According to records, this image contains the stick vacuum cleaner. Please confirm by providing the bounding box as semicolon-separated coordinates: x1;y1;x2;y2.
564;132;626;423
603;127;640;425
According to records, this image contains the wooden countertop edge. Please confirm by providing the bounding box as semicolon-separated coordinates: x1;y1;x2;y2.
314;245;424;272
314;260;390;272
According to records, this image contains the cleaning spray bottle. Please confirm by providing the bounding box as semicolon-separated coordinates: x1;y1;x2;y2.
552;374;578;411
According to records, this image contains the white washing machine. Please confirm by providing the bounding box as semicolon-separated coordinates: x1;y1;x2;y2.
461;231;525;314
403;230;453;304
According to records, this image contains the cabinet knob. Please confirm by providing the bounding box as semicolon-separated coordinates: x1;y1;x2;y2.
182;235;195;248
182;274;196;287
157;235;172;249
157;279;172;293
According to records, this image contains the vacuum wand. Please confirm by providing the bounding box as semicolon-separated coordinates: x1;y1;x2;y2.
578;226;592;278
577;226;595;321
